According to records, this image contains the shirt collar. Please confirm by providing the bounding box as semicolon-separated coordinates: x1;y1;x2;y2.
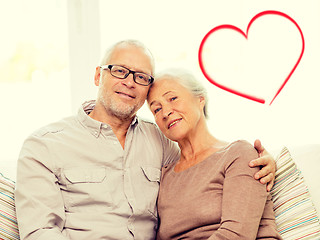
78;100;139;137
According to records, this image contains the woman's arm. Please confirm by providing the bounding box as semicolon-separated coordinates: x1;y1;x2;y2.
209;142;268;240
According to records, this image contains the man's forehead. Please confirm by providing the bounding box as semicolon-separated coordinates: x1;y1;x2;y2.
108;45;153;74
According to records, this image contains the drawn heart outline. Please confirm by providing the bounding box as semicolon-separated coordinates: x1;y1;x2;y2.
198;10;305;105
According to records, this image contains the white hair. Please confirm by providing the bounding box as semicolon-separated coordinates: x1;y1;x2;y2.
100;39;155;75
151;68;209;118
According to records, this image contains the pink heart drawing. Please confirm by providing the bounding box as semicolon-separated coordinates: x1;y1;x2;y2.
198;10;305;105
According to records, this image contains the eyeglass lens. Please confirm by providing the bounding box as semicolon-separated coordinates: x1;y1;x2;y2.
110;65;151;85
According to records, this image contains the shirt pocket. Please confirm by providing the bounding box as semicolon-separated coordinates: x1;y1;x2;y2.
60;167;114;210
140;166;161;218
141;166;161;182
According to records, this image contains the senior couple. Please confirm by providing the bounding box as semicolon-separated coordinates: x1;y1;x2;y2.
15;40;282;239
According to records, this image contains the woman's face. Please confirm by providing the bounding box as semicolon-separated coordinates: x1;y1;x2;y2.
147;78;205;142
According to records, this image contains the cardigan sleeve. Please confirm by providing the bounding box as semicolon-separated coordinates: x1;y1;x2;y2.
208;141;268;240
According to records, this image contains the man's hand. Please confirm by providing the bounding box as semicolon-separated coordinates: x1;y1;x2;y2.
249;139;276;191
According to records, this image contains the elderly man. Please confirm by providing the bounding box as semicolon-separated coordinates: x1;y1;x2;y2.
15;40;275;240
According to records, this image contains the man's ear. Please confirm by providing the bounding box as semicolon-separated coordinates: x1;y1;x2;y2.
94;66;101;86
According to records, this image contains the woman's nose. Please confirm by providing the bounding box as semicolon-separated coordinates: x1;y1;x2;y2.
162;105;173;118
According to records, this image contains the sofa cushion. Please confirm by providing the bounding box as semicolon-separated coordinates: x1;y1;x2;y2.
271;147;320;239
288;144;320;213
0;173;19;239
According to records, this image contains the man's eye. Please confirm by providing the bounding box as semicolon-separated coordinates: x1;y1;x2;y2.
136;74;149;82
170;97;177;101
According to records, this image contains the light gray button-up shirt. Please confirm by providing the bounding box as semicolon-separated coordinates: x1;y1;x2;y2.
15;101;180;240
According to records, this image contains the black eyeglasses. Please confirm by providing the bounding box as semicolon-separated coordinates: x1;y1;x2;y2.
100;64;154;86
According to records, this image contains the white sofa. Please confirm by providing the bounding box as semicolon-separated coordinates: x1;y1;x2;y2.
1;144;320;240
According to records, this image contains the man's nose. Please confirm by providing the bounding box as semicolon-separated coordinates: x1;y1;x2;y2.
122;73;135;87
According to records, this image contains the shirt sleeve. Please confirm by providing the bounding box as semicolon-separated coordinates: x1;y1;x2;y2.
14;134;69;240
208;141;268;240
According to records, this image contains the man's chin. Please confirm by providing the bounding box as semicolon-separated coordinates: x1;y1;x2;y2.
110;106;136;121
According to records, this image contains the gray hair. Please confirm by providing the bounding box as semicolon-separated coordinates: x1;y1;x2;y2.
100;39;155;75
151;68;209;118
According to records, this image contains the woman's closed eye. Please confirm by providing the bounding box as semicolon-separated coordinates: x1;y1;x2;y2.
154;107;162;114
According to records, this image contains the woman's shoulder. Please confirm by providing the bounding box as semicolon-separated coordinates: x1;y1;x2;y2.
222;140;259;167
225;140;256;154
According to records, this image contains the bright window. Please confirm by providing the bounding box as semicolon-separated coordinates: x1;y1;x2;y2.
0;0;70;179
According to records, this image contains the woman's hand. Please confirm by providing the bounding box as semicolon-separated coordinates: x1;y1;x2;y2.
249;139;276;191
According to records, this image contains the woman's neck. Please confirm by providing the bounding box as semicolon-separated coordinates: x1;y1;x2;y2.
175;123;228;172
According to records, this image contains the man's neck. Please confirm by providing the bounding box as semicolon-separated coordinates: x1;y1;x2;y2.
89;106;135;149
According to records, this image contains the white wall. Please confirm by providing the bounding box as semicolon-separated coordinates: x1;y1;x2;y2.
98;0;320;149
1;0;319;181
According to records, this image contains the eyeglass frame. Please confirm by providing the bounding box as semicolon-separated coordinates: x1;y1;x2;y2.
100;64;154;86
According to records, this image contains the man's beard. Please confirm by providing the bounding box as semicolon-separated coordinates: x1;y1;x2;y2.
98;91;136;121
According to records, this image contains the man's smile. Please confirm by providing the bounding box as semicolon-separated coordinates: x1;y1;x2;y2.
116;91;135;99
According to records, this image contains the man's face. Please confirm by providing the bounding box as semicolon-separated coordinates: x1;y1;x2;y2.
95;45;153;120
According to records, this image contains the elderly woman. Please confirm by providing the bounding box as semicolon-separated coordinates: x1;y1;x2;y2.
147;69;282;240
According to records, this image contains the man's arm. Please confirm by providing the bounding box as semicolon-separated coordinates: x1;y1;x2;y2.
15;135;68;240
249;139;276;191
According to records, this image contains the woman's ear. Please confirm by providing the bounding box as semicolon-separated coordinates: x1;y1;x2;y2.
199;96;207;117
199;96;206;107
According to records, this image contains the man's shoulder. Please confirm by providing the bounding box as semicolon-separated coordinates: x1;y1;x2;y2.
136;116;180;165
136;116;168;142
29;115;76;138
136;116;158;130
137;115;155;124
